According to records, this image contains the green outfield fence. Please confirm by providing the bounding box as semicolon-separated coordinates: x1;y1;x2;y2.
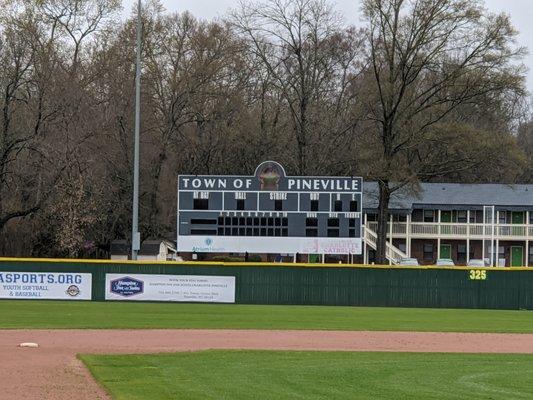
1;258;532;310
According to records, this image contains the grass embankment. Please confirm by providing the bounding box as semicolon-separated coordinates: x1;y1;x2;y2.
81;350;533;400
1;300;532;332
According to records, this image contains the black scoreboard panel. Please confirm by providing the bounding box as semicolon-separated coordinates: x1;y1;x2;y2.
182;213;361;238
177;161;363;255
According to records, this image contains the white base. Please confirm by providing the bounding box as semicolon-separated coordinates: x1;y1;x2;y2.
19;342;39;348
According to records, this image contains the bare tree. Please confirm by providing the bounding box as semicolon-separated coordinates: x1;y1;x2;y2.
39;0;120;71
361;0;526;263
231;0;365;174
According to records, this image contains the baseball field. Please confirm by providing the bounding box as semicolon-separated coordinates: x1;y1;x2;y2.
2;301;533;399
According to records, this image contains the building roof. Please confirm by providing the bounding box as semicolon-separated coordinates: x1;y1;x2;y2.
363;182;533;212
110;239;176;256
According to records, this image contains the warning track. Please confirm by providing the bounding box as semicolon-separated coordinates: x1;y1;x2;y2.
2;329;533;400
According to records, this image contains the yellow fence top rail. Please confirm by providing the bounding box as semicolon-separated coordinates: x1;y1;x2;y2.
0;257;532;271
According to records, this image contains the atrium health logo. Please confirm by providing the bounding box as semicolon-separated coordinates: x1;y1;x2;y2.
110;276;144;297
192;237;224;252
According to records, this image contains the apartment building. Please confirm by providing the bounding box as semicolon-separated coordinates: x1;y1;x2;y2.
361;183;533;267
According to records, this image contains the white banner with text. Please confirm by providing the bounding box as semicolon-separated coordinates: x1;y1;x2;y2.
0;271;92;300
105;274;236;303
177;236;362;255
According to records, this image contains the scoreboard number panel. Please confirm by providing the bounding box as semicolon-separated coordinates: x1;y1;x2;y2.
177;161;363;255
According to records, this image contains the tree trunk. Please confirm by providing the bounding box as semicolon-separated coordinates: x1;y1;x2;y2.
148;150;167;238
376;180;391;265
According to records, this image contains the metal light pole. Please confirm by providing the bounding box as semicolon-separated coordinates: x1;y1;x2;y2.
131;0;142;260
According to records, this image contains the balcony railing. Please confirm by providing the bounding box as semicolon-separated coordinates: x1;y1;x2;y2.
365;221;533;240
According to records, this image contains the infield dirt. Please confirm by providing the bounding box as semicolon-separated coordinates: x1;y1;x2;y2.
2;329;533;400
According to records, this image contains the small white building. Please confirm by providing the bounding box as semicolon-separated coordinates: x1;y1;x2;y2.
110;239;179;261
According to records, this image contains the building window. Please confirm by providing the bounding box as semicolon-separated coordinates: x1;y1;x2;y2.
398;243;407;253
310;200;319;212
457;211;467;223
423;210;434;223
458;244;466;263
334;200;343;212
423;244;434;260
350;201;358;212
193;198;209;210
499;212;507;224
274;199;283;211
236;199;245;210
469;211;477;223
529;246;533;265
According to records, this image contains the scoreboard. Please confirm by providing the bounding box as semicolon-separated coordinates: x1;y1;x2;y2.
177;161;362;255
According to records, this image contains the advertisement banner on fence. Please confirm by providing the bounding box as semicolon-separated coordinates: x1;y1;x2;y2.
0;272;92;300
105;274;236;303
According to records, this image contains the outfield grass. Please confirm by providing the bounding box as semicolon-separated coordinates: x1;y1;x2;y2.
1;300;533;332
81;350;533;400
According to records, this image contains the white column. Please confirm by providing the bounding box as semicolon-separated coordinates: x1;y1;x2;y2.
437;238;441;259
467;238;470;263
389;214;393;243
490;206;495;267
495;238;499;266
527;211;530;267
389;214;393;265
482;207;486;263
495;211;500;267
526;240;529;267
363;213;368;264
438;210;442;238
407;214;411;257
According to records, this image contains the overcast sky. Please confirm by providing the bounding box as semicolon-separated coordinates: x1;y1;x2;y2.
123;0;533;93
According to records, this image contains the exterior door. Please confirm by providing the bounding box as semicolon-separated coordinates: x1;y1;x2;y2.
441;211;452;222
512;212;524;236
308;254;320;263
441;211;452;235
440;244;451;259
511;246;523;267
512;212;524;224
